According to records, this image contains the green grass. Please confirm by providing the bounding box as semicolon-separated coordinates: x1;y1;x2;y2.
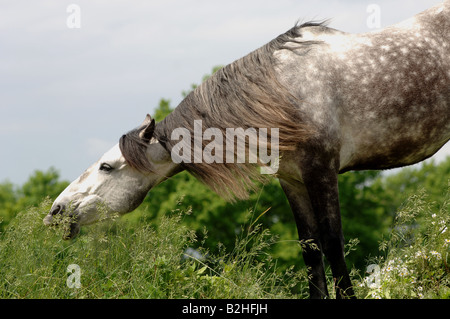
0;186;448;299
0;199;306;299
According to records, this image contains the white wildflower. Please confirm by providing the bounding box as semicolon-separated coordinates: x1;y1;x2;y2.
430;250;442;260
398;267;409;277
415;250;427;260
444;239;450;247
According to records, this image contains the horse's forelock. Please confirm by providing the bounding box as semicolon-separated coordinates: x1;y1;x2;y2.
119;127;154;173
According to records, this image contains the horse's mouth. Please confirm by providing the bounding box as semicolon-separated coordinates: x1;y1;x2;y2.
64;222;81;240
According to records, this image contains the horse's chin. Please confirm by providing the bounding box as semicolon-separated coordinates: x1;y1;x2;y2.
63;222;81;240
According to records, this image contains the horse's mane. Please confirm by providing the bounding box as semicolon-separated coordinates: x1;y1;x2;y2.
121;22;325;201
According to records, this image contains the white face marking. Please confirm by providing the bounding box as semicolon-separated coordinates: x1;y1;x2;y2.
46;144;147;223
43;140;178;239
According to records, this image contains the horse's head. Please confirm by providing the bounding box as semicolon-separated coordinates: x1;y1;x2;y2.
43;115;178;239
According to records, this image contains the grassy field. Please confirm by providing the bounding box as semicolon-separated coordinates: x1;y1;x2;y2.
0;187;448;299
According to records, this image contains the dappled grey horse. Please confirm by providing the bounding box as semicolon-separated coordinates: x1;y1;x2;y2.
44;2;450;298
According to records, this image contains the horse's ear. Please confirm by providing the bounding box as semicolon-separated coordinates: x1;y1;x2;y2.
139;114;155;143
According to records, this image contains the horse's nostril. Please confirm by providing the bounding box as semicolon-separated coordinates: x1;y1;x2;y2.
51;205;64;216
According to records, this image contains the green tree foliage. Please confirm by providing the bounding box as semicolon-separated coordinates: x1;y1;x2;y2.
0;167;68;232
0;182;17;228
18;167;69;208
153;98;173;122
379;159;450;214
338;171;393;267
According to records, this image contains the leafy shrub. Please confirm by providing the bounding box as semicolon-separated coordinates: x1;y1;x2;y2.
356;184;450;299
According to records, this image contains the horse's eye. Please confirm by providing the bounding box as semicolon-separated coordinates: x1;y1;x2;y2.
99;163;113;172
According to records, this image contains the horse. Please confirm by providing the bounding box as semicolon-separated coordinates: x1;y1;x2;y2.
44;1;450;299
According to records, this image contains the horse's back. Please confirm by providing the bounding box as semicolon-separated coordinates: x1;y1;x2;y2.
334;23;449;170
274;8;450;172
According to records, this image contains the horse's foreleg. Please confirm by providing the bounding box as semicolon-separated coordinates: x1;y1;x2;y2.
300;160;355;299
280;179;329;299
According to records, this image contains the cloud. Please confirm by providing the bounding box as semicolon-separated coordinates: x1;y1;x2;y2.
85;137;115;158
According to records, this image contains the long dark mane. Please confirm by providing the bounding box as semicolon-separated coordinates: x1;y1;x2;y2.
121;22;324;200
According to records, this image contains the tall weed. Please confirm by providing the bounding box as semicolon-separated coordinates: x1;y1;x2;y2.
356;185;450;299
0;200;303;298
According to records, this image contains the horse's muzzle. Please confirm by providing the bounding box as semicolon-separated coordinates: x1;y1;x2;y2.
43;204;65;226
43;204;81;240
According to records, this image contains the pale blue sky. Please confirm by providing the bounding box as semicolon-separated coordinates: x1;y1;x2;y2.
0;0;447;184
